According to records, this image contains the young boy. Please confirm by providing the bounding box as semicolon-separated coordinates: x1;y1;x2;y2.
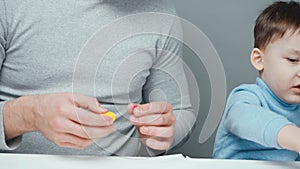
213;1;300;161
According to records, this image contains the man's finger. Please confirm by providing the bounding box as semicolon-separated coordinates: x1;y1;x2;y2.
144;137;173;150
63;121;114;139
139;126;175;138
127;103;136;115
72;93;107;113
55;133;94;149
132;102;172;117
69;107;113;127
130;113;175;126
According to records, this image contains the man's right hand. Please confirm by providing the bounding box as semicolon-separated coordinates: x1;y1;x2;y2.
3;93;114;150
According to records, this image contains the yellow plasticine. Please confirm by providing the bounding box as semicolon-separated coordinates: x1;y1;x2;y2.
101;111;116;122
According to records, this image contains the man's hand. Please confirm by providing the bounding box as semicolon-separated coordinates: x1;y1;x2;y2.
3;93;114;150
127;102;176;151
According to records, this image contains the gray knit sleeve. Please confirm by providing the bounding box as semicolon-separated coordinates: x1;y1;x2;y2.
0;0;22;151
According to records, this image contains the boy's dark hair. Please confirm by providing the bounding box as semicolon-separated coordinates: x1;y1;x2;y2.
254;1;300;50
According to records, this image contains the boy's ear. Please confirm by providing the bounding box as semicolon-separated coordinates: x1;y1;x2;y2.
250;48;264;71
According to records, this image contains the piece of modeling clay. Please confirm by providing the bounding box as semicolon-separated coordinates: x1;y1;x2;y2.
132;104;138;112
101;111;116;122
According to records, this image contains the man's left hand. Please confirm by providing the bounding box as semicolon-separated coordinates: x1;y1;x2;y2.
127;102;176;150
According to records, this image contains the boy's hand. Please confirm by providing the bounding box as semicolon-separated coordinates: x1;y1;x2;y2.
278;125;300;153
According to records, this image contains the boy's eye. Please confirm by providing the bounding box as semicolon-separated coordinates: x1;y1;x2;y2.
287;58;299;63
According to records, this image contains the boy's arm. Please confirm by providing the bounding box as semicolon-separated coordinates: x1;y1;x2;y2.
278;125;300;153
224;89;293;149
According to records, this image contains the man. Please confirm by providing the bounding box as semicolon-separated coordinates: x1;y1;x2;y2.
0;0;195;156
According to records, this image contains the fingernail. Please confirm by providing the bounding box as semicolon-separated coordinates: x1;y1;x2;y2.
133;107;142;115
105;119;113;126
146;139;156;147
141;127;149;134
101;116;113;124
130;116;138;123
100;107;108;112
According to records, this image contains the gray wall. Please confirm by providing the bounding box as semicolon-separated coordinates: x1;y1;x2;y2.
170;0;293;158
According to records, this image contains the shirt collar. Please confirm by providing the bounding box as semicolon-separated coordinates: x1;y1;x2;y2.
256;77;299;110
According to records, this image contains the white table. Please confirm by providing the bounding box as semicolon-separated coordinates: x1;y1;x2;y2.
1;153;300;169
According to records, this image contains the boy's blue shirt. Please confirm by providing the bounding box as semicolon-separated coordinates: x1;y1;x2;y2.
213;77;300;161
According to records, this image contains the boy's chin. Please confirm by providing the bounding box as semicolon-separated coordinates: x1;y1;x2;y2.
284;96;300;104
